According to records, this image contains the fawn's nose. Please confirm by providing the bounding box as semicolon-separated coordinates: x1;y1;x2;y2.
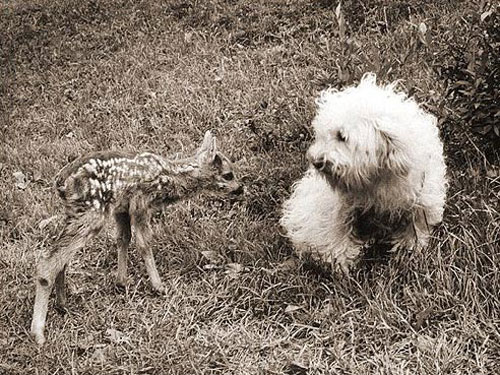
230;184;244;195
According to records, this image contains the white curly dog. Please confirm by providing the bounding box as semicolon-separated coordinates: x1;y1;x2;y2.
281;73;447;272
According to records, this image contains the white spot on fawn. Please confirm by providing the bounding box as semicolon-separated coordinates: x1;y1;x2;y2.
84;164;97;174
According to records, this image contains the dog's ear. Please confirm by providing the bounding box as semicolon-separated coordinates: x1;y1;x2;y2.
379;131;409;177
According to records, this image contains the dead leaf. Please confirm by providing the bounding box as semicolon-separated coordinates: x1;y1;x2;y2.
419;22;427;34
277;257;299;272
203;263;220;270
13;171;30;190
285;304;302;314
91;347;107;363
480;10;492;22
486;167;499;178
414;335;436;353
200;250;223;264
214;65;225;82
39;215;58;230
225;263;244;279
33;170;42;182
106;328;130;345
414;306;433;330
77;333;97;351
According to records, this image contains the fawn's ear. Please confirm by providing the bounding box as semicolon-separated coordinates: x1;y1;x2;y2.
197;130;217;163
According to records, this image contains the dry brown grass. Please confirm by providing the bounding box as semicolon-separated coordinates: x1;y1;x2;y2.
1;0;499;374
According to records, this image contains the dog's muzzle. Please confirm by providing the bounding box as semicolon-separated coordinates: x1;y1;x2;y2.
311;157;326;171
307;149;327;172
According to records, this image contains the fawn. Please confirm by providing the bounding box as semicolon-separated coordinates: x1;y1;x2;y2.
31;131;242;345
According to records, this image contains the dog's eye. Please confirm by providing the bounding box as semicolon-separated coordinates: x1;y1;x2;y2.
222;172;234;181
337;131;346;142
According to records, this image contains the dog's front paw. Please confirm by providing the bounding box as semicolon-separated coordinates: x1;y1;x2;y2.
391;235;427;253
334;255;360;275
331;244;362;275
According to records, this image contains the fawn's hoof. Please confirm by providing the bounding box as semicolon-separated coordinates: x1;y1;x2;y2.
31;331;46;346
55;304;68;316
115;280;127;292
152;283;167;295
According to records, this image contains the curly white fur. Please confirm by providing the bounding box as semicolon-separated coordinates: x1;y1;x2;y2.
281;73;447;272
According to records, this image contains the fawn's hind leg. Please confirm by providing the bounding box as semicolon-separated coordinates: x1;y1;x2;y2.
54;265;67;312
130;196;164;294
31;212;105;345
114;211;132;287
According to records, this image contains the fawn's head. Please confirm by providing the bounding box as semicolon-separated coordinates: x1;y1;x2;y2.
189;131;243;195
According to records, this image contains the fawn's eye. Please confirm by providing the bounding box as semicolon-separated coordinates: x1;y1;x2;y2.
337;131;346;142
222;172;234;181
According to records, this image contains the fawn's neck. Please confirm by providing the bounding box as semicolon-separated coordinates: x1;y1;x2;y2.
158;157;208;199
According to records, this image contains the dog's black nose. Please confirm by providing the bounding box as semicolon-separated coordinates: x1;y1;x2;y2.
312;158;326;171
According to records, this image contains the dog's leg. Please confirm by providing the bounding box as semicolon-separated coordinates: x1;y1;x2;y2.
130;196;164;294
31;212;105;345
114;211;132;288
391;209;431;252
329;239;363;274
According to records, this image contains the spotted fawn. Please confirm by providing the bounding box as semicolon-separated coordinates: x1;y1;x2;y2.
31;131;242;345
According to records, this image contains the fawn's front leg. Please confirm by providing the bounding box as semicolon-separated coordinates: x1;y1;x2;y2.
31;213;105;345
130;196;164;294
114;211;132;288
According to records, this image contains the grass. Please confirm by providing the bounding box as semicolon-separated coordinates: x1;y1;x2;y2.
1;0;499;374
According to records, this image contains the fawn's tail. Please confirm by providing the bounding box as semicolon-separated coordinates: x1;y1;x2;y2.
54;157;85;200
54;166;69;200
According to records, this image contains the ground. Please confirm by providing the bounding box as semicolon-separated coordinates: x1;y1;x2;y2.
0;0;499;374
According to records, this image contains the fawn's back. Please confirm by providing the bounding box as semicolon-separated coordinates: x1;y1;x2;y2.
55;151;170;211
55;141;241;217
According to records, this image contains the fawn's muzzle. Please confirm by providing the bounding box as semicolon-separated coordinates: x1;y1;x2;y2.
230;184;244;195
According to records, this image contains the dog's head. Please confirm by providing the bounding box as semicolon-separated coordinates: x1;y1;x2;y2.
307;73;433;191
